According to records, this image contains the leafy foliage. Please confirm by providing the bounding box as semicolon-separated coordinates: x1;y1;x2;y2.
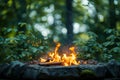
0;30;50;63
0;27;120;63
102;29;120;61
0;0;120;63
75;29;120;62
75;32;103;60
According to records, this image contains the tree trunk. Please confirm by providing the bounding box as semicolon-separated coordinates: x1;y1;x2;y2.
65;0;73;44
109;0;116;28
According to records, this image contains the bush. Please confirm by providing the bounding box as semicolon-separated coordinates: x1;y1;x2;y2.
75;29;120;62
0;32;50;63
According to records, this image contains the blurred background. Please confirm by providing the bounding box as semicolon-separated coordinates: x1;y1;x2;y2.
0;0;120;63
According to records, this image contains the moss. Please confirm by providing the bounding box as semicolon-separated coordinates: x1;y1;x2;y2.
80;69;97;80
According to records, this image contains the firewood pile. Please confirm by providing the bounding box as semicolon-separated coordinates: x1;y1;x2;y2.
27;59;97;66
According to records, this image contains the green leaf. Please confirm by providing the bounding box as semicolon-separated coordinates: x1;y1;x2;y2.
103;42;114;46
107;35;116;40
112;47;120;53
30;47;38;53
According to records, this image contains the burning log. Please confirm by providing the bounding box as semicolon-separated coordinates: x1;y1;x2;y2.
27;59;63;66
39;43;80;66
39;62;62;66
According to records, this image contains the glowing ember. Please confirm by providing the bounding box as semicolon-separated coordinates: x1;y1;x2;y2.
39;43;80;66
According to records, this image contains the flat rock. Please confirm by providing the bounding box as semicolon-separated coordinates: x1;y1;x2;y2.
38;65;81;80
0;60;120;80
21;65;41;80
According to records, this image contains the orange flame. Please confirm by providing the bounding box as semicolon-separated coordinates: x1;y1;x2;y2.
40;43;80;66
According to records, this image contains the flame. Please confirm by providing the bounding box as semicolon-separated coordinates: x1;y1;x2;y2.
40;43;80;66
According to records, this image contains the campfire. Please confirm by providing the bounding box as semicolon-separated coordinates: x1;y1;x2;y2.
39;43;80;66
1;44;119;80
